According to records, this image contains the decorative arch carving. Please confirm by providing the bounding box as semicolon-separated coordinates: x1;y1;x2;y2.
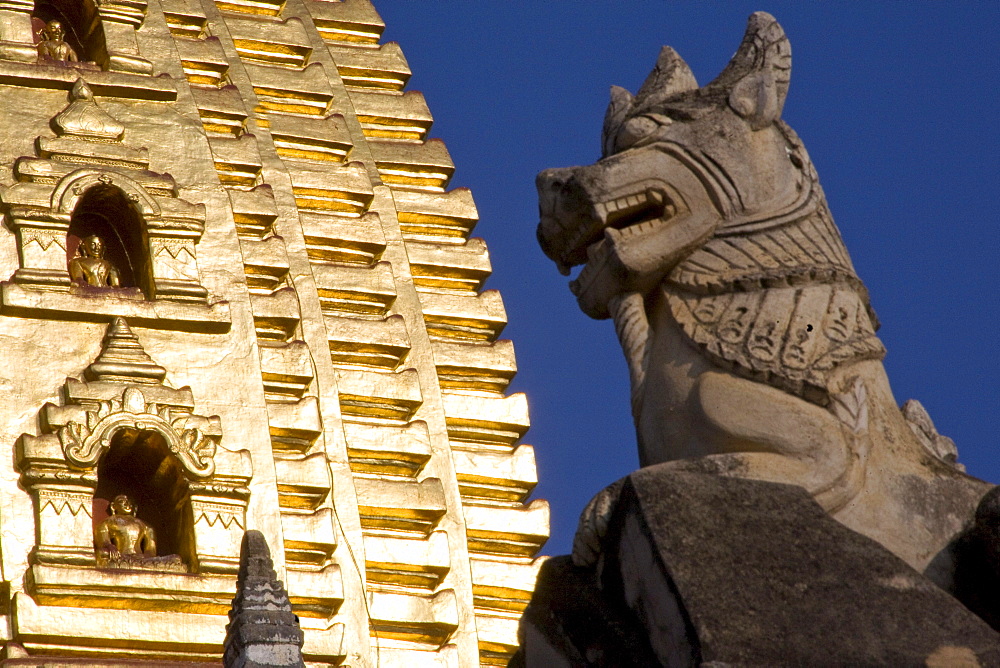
59;386;218;477
53;169;161;217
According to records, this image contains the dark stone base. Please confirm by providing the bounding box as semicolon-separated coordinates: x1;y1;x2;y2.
515;467;1000;666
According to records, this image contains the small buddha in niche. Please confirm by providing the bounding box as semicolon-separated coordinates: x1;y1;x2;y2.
36;20;78;64
94;494;186;572
95;494;156;560
70;235;121;287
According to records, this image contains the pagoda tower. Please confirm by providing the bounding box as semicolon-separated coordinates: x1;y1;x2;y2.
0;0;547;665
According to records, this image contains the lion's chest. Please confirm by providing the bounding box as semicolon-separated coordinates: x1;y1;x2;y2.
634;281;883;465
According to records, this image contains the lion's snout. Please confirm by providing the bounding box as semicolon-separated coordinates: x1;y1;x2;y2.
535;167;583;221
536;166;604;273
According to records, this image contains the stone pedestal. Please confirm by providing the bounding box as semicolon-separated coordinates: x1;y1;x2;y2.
515;467;1000;667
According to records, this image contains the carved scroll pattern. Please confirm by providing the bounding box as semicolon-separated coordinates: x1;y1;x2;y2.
58;386;217;477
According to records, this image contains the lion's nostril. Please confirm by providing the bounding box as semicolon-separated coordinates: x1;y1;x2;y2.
536;168;564;191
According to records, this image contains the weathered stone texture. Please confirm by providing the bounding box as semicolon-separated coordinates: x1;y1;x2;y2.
528;10;1000;666
224;530;304;668
535;6;989;600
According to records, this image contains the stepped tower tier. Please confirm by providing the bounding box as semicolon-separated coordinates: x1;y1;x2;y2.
0;1;547;665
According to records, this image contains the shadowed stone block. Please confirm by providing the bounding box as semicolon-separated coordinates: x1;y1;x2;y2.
516;467;1000;667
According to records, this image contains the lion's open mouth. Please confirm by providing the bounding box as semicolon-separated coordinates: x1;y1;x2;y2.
568;189;681;297
599;188;673;231
551;188;676;275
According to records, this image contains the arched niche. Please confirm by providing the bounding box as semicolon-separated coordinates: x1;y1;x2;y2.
31;0;106;66
93;427;197;570
67;183;152;297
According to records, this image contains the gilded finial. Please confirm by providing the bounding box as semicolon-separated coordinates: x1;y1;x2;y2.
85;318;167;384
52;78;125;141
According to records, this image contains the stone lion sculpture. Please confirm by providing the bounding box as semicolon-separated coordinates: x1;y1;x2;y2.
536;12;992;587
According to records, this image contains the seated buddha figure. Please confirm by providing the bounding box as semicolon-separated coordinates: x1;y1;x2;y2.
94;494;186;572
36;20;78;64
95;494;156;562
69;235;121;288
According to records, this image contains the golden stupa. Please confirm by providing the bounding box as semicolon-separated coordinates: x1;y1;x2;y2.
0;0;547;664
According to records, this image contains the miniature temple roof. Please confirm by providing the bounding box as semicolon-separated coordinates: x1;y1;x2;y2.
53;79;126;142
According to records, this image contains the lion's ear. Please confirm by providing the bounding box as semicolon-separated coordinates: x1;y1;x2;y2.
713;12;791;129
635;46;698;106
602;85;634;156
729;70;780;130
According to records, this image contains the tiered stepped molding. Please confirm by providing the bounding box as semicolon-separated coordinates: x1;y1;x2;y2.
0;0;546;666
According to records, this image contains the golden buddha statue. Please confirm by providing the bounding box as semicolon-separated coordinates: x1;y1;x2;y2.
69;235;121;287
36;20;78;64
94;494;186;572
95;494;157;561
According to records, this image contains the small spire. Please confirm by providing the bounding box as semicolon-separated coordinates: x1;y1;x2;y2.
85;318;167;384
52;78;125;141
224;530;305;668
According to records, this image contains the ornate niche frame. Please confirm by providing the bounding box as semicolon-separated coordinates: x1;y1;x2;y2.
0;79;229;332
16;318;252;613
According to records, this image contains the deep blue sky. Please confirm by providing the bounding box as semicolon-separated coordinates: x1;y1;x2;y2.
375;3;1000;554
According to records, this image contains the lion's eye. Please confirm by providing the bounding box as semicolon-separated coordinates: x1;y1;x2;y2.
615;115;670;152
616;116;657;151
